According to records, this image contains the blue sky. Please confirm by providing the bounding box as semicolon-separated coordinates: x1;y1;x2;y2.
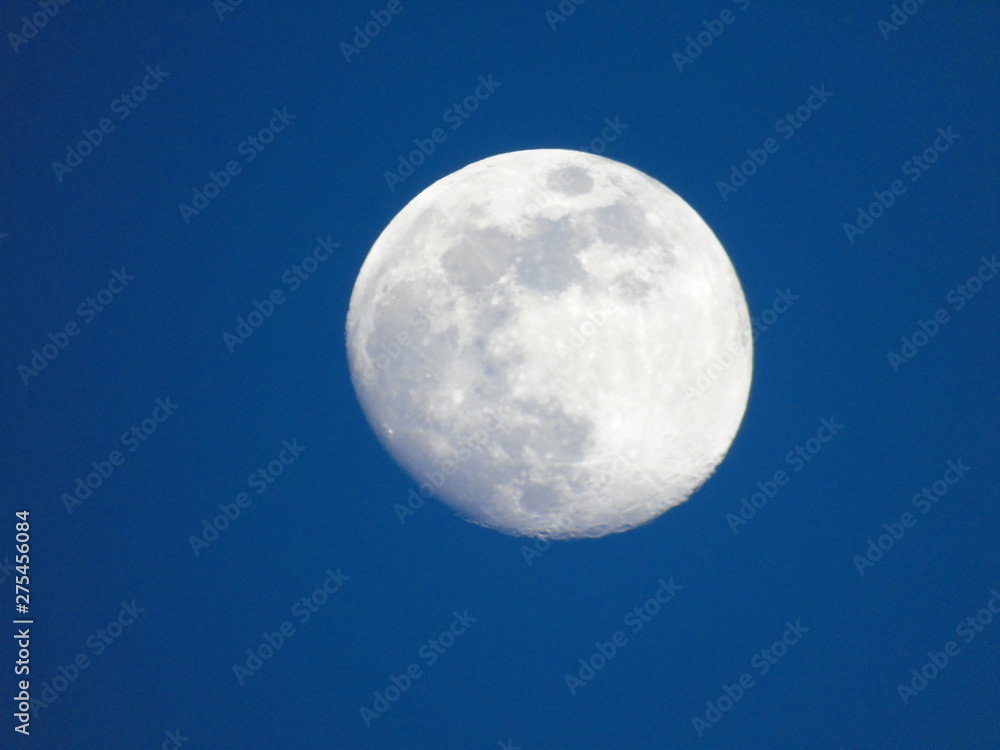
2;2;998;748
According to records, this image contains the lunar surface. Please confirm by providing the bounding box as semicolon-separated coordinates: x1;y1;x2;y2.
346;149;752;539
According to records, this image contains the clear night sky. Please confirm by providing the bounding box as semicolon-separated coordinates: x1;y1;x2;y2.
2;2;998;748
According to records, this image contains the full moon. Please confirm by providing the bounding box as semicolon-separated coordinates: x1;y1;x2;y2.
346;149;752;539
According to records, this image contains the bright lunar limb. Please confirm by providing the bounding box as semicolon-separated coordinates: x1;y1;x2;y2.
346;149;752;539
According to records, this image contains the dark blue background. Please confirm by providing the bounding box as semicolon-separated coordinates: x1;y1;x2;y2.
2;1;997;748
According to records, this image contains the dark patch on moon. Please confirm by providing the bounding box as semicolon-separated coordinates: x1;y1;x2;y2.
441;227;515;292
612;269;653;301
546;165;594;196
589;201;655;248
514;217;589;292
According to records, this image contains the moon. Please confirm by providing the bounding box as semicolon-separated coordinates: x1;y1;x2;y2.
346;149;752;539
